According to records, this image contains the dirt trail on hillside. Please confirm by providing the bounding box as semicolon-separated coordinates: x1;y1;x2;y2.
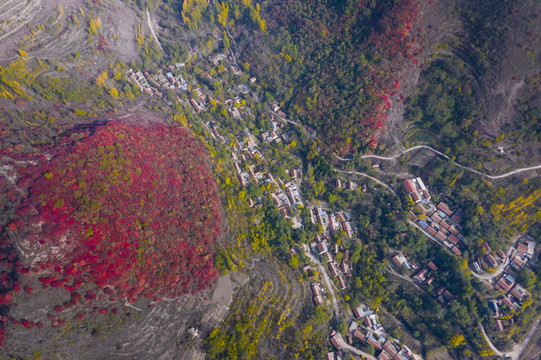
0;0;139;66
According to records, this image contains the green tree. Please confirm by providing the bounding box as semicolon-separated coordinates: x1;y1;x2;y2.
223;31;230;50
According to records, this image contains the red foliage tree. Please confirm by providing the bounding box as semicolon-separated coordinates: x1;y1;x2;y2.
24;122;222;299
0;121;223;346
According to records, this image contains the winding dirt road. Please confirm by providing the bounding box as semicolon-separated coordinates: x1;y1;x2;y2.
224;21;239;70
336;145;541;180
334;332;377;360
335;169;396;195
479;316;541;360
146;7;163;52
469;245;514;281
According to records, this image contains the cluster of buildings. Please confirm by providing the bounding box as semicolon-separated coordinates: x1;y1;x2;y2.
269;101;288;120
403;178;538;338
270;177;303;227
399;258;456;305
127;52;261;145
473;240;508;273
412;197;466;257
229;127;304;228
326;304;420;360
412;260;437;287
484;237;535;333
309;234;350;291
403;178;430;203
352;304;382;333
309;207;356;239
335;178;367;192
127;64;188;101
310;282;327;306
124;44;424;359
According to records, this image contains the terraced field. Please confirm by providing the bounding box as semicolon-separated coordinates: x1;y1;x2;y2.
0;0;138;71
205;256;313;359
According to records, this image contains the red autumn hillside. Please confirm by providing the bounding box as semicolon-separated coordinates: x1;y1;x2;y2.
11;121;222;304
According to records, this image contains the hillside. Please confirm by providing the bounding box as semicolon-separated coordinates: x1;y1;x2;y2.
0;0;539;359
0;121;222;350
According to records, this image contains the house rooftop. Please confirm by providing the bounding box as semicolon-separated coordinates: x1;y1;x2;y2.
317;242;328;254
451;246;463;256
383;340;399;357
436;202;453;217
485;254;497;267
330;334;342;349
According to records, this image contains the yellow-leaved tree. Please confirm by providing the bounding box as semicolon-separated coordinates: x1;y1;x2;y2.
449;333;465;348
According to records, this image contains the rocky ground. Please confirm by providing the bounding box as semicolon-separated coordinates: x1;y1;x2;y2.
1;274;236;360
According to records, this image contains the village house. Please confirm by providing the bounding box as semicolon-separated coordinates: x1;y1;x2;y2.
311;283;325;305
431;212;442;224
393;253;411;270
340;261;350;275
237;172;251;188
439;219;450;230
325;353;335;360
435;231;447;243
451;213;463;223
330;334;343;349
489;300;500;317
517;239;535;257
510;253;528;270
510;284;530;302
311;283;322;297
436;202;453;217
329;215;339;233
342;221;354;239
448;234;460;245
501;296;520;311
396;348;415;360
448;225;459;236
317;241;328;255
323;252;333;263
383;340;399;358
403;177;431;203
353;307;362;319
495;273;516;292
485;254;497;268
451;246;463;256
314;295;325;306
414;268;428;282
338;275;346;290
329;262;339;277
364;332;383;350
